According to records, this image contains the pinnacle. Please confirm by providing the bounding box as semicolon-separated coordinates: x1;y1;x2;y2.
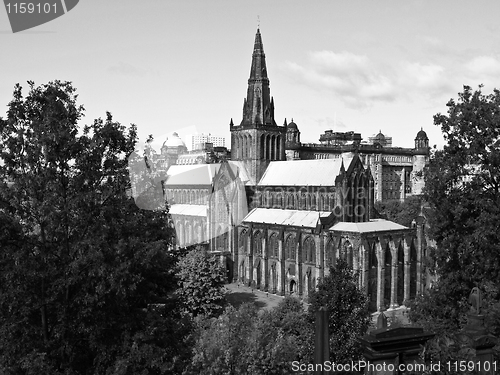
253;29;264;54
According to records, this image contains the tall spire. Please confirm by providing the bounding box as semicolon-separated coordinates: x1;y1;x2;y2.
240;28;276;127
249;29;268;81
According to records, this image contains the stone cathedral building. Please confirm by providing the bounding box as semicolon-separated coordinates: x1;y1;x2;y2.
161;29;429;312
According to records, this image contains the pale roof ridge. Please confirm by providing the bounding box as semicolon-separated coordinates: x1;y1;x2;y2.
258;157;352;186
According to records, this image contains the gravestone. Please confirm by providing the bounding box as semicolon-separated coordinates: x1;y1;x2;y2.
358;313;434;375
459;288;498;375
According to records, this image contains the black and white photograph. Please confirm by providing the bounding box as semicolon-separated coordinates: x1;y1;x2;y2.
1;1;500;374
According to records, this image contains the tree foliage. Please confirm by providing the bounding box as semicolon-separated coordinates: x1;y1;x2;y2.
175;246;227;318
424;85;500;288
408;277;470;335
408;280;500;375
0;81;187;374
187;303;258;375
408;85;500;374
374;195;422;227
186;297;313;375
245;297;313;374
308;259;371;365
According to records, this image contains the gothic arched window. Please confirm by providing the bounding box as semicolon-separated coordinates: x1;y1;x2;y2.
285;235;296;260
254;231;262;256
269;233;279;258
303;237;316;264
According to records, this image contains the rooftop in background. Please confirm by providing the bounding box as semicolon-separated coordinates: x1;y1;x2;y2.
330;219;408;233
258;158;353;187
169;204;207;217
243;208;332;228
164;164;219;186
319;130;362;146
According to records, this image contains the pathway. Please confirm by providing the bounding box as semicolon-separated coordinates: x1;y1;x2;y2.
225;282;286;311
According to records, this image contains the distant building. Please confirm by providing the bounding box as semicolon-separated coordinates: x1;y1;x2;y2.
367;131;393;147
190;133;226;151
285;124;430;202
156;133;228;166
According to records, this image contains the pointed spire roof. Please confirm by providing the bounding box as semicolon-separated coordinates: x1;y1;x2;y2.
240;29;276;127
249;28;268;81
254;28;262;49
340;158;346;173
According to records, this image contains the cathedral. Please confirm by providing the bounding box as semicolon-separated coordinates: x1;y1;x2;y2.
160;29;429;312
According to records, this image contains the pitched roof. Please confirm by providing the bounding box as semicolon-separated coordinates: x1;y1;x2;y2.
330;219;408;233
164;164;220;186
164;162;254;187
243;208;331;228
169;204;207;217
258;158;352;186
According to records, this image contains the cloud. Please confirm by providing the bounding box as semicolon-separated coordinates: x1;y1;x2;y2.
284;51;398;108
400;62;454;99
282;48;468;108
465;56;500;82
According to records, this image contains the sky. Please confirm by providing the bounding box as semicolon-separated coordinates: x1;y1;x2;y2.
1;1;500;152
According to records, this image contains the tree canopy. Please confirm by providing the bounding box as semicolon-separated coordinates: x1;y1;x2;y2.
308;259;371;364
424;85;500;296
176;246;227;318
0;81;187;374
186;297;314;375
408;85;500;373
374;195;423;227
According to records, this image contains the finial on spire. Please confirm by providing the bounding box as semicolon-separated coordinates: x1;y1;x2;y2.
257;15;260;29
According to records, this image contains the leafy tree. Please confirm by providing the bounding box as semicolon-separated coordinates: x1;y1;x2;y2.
245;297;313;374
408;280;500;375
0;81;186;374
424;85;500;290
408;277;469;335
186;297;314;375
187;303;258;375
374;195;422;227
127;134;167;211
308;259;371;365
110;301;193;375
407;85;500;374
176;246;227;318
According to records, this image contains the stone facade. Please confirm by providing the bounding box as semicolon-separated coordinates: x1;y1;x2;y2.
285;125;430;202
235;219;422;311
219;154;425;311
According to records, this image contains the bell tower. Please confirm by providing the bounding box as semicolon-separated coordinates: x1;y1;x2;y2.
230;29;286;184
